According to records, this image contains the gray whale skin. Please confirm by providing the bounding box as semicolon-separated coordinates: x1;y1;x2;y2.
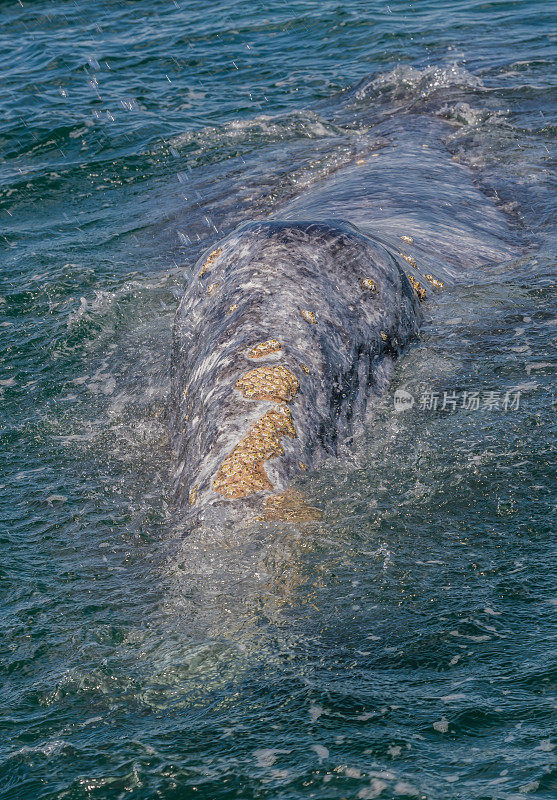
171;219;422;522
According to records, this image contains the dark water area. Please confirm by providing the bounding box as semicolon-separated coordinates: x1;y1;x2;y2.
0;1;556;798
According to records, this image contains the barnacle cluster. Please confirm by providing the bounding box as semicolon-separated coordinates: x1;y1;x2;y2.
300;309;317;325
198;247;222;278
407;274;427;301
247;339;283;359
212;404;297;498
400;235;414;244
399;251;418;268
425;274;444;288
207;282;221;296
213;359;301;498
361;277;377;292
235;364;299;403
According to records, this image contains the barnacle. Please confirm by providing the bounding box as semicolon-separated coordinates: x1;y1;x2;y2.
407;274;427;301
227;303;239;315
207;282;221;296
300;309;317;324
400;235;414;244
212;404;297;498
380;330;388;341
399;252;418;268
198;247;222;278
236;364;299;403
425;274;444;288
361;277;377;292
247;339;283;359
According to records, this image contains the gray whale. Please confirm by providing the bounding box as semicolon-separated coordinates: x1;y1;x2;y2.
171;219;423;522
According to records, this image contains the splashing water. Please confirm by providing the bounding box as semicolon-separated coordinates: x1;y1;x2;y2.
0;1;555;798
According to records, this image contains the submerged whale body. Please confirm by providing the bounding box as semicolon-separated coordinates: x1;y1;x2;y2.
171;219;422;521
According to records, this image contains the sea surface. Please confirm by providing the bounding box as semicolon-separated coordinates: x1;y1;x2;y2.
0;1;556;798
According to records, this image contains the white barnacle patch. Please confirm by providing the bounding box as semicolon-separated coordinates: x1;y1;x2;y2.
198;247;222;278
246;339;283;359
399;251;418;268
361;277;377;292
300;309;317;325
425;274;444;288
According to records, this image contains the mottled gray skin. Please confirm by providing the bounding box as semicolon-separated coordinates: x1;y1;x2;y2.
171;219;421;522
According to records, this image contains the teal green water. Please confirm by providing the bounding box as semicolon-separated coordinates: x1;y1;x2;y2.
1;1;556;798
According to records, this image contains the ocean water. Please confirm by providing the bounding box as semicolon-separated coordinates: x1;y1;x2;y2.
0;1;556;798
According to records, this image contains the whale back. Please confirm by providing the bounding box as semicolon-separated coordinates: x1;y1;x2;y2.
171;220;421;521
